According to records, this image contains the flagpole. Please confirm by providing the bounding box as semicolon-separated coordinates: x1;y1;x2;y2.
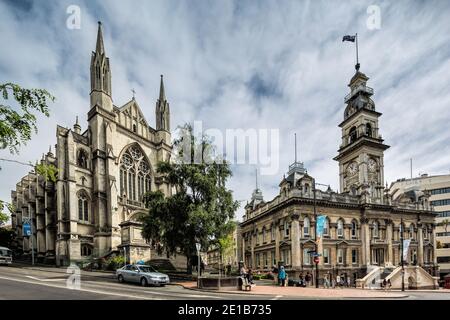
355;33;360;71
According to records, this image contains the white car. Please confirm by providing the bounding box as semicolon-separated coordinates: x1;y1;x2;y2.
116;264;170;287
0;246;12;266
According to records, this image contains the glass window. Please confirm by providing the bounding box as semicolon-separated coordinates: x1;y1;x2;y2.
285;221;290;237
337;220;344;237
337;249;344;264
303;217;310;236
323;218;329;236
352;249;358;264
323;248;329;264
303;249;311;265
351;221;357;238
271;225;275;241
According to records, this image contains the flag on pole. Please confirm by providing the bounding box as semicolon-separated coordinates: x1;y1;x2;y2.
342;35;356;42
316;215;327;238
402;239;411;261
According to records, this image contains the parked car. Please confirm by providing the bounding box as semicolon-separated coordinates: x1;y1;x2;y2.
116;264;170;287
0;246;12;266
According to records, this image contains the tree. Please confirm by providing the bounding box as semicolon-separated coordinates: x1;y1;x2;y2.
140;123;239;274
217;224;236;276
0;83;55;154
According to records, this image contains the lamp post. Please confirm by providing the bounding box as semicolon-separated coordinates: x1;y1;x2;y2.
312;180;329;288
400;218;405;291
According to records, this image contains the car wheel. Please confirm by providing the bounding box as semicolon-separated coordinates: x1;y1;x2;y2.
140;277;148;287
118;275;124;283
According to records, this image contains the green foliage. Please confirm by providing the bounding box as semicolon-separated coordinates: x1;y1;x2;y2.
0;83;55;154
0;200;14;226
35;163;59;182
106;255;125;271
140;123;239;272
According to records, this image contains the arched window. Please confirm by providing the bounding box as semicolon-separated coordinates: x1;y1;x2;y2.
119;145;152;202
351;221;357;238
303;217;310;236
78;192;89;222
262;228;266;243
373;221;379;238
349;126;357;143
337;219;344;237
365;123;372;137
77;149;88;169
323;218;329;236
284;220;290;237
81;244;92;257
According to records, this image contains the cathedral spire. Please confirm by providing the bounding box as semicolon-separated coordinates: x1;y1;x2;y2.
95;21;105;55
74;116;81;134
159;74;166;102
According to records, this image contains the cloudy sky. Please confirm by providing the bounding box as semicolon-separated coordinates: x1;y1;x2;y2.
1;0;450;221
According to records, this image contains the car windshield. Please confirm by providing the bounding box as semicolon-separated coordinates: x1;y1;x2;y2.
137;266;158;273
0;249;11;257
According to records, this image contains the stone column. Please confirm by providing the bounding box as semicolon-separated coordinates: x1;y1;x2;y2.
290;212;301;269
361;218;371;266
417;224;424;266
387;221;393;266
432;225;437;264
251;232;255;268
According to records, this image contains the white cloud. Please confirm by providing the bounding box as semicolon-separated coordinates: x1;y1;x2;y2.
1;0;450;223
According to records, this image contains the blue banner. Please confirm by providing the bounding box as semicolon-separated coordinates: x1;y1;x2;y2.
316;215;327;238
23;223;31;237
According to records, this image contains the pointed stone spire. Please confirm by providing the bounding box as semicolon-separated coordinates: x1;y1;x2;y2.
159;74;166;102
74;116;81;134
47;145;53;157
96;21;105;55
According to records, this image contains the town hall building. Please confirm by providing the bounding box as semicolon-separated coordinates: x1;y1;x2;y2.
10;22;172;266
239;66;439;289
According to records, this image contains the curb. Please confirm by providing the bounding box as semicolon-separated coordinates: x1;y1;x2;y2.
172;283;409;299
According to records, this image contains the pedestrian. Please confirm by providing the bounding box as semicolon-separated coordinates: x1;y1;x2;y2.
278;266;287;287
336;274;341;289
272;265;279;284
247;268;254;285
324;273;330;289
347;276;351;288
382;279;387;291
305;273;311;287
387;279;392;291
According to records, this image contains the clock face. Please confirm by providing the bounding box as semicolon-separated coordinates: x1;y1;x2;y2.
368;158;377;172
347;162;358;176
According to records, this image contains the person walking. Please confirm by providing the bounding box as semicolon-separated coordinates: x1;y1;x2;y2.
305;273;311;287
272;265;279;285
347;276;351;288
336;274;341;289
387;279;392;291
324;273;330;289
278;266;287;287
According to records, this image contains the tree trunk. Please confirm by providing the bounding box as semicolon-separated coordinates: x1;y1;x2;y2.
186;255;193;275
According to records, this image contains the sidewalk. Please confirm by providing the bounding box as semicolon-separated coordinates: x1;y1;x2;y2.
175;281;410;299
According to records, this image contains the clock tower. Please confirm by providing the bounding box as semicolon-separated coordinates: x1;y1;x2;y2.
333;70;390;202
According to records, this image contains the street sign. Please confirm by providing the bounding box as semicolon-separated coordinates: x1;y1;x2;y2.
313;256;320;264
195;243;201;252
23;222;31;237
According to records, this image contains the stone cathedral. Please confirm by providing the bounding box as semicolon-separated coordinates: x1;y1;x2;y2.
10;23;172;266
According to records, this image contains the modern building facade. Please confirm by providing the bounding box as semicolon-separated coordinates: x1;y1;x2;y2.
239;68;439;288
390;174;450;279
10;23;173;266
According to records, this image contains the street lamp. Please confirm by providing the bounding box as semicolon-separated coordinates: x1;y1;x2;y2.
400;218;405;291
312;180;329;289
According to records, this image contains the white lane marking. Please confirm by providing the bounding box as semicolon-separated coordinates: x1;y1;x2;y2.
271;295;283;300
25;276;65;282
0;275;160;300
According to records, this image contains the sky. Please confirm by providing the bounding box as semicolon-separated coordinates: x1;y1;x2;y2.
1;0;450;222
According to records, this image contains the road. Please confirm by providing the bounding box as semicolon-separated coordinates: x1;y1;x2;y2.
0;266;449;300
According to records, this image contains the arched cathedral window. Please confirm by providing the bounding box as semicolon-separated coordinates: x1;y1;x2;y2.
77;149;88;169
78;192;89;222
365;123;372;137
349;126;357;143
119;145;151;202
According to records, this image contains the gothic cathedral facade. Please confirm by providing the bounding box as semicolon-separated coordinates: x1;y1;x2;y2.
10;22;172;266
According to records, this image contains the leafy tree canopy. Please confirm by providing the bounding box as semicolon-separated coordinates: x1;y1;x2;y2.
141;123;239;272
